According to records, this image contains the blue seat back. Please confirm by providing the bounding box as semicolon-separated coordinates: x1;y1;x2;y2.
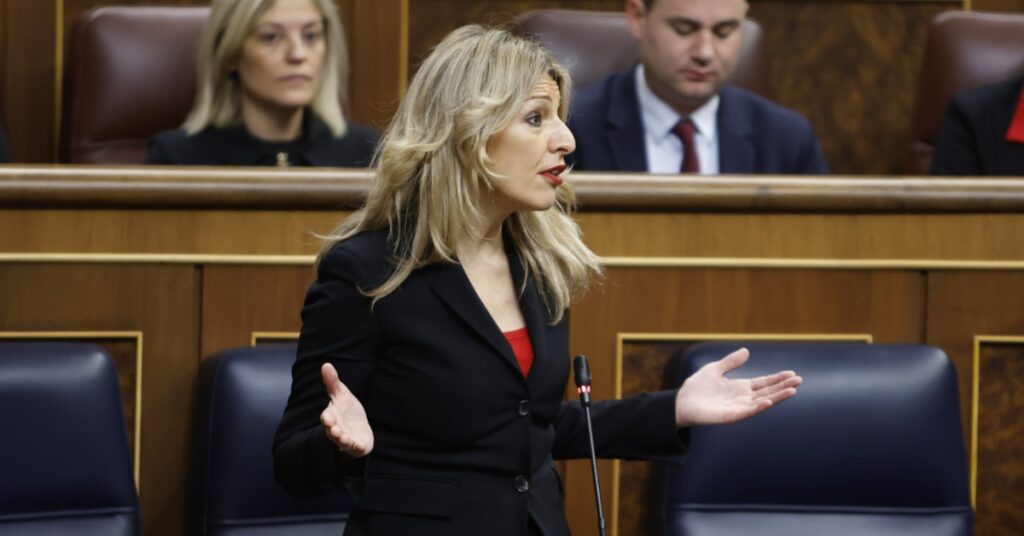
660;342;972;536
194;344;352;536
0;342;139;535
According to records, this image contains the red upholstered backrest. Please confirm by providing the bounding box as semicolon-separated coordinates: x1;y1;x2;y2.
906;10;1024;175
62;6;209;164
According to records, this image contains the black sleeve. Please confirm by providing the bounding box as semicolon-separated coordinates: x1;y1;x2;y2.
551;389;687;461
344;123;380;167
930;98;981;176
273;245;379;498
144;132;178;165
0;121;10;163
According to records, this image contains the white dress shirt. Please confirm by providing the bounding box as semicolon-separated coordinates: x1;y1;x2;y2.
635;64;719;174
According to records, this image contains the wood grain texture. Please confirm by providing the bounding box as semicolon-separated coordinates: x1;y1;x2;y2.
200;265;314;358
975;342;1024;536
972;0;1024;11
0;264;199;536
926;272;1024;536
565;267;925;535
348;0;403;128
9;169;1024;212
1;0;56;163
749;2;954;175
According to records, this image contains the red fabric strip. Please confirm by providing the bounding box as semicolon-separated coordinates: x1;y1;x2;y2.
1006;82;1024;143
503;327;534;378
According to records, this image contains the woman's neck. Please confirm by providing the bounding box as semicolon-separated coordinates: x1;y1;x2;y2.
240;95;305;142
455;215;505;264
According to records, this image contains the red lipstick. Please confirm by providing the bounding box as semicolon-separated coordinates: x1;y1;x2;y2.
541;165;566;187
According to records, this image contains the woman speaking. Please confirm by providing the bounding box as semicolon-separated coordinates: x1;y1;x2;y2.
273;25;801;535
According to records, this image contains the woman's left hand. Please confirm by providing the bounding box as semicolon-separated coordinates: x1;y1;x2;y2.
675;348;801;427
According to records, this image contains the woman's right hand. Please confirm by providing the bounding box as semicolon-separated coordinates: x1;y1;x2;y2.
320;363;374;457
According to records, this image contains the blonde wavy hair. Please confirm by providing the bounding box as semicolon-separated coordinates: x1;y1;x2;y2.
182;0;347;136
320;25;602;323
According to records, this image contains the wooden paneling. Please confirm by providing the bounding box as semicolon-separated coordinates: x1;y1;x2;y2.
5;171;1024;535
0;0;57;163
972;0;1024;11
566;268;925;535
749;2;955;175
348;0;403;129
200;265;313;358
926;272;1024;536
975;342;1024;535
0;263;200;536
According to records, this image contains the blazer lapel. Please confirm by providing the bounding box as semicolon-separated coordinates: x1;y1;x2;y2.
717;86;756;174
606;71;649;172
430;261;522;375
507;249;548;385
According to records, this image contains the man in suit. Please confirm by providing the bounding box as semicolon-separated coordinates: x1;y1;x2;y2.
569;0;829;174
930;74;1024;176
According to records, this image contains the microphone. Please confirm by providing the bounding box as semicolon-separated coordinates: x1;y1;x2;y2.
573;355;607;536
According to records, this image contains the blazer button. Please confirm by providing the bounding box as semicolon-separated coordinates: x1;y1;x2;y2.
514;475;530;493
517;400;530;416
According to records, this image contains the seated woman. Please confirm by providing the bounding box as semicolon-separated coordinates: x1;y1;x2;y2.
273;25;801;536
146;0;377;167
931;73;1024;176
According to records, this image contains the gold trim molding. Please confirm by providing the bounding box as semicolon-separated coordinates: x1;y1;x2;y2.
0;330;143;487
251;331;300;346
970;335;1024;508
611;332;873;536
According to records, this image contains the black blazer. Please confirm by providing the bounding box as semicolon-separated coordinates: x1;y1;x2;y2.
145;110;377;167
931;75;1024;176
0;120;10;163
274;230;686;535
568;69;829;174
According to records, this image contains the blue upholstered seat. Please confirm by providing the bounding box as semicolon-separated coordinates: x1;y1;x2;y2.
193;344;352;535
659;342;973;536
0;342;139;535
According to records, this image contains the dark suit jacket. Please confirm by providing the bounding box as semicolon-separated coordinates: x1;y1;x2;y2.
930;75;1024;176
568;70;829;174
274;230;686;536
145;110;377;167
0;120;10;163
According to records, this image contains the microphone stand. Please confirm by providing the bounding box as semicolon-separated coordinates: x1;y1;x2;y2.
574;355;607;536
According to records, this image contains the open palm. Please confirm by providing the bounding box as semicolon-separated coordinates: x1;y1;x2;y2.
675;348;802;427
320;363;374;457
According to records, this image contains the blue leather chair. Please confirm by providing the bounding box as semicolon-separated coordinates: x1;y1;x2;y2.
658;342;972;536
0;342;139;535
193;344;353;535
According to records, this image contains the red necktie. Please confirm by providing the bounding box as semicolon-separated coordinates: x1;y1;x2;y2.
674;118;700;173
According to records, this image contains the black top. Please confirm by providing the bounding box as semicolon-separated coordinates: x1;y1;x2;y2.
273;230;686;535
0;120;10;163
931;75;1024;176
145;110;378;167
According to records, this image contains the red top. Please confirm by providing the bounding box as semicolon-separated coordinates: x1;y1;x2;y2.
1007;81;1024;144
503;327;534;377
